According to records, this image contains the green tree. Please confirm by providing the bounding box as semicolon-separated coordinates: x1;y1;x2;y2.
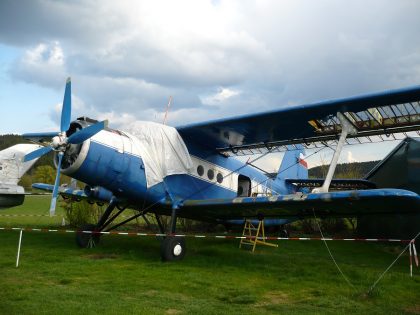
18;174;32;190
61;199;103;227
33;165;56;184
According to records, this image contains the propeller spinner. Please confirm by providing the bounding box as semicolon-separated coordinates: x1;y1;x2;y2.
22;78;108;216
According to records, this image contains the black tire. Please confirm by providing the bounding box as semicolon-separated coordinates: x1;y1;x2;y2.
76;224;101;248
160;237;186;261
279;229;289;238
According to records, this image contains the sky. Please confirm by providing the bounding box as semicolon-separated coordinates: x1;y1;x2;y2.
1;0;420;171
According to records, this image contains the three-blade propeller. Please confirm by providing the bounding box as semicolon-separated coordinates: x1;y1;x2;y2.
22;77;108;216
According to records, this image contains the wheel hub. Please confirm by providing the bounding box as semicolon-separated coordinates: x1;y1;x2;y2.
173;244;182;256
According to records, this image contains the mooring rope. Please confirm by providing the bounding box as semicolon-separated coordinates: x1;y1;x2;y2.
367;231;420;294
312;208;355;289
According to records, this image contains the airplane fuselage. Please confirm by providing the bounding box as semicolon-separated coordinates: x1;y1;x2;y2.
60;125;291;217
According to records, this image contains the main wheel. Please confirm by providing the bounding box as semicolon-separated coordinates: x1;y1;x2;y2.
76;224;101;248
279;228;289;238
160;237;186;261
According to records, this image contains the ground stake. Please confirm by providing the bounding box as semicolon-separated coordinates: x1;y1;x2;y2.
16;229;23;268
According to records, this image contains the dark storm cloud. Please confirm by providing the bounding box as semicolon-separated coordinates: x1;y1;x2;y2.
1;0;420;128
0;0;128;47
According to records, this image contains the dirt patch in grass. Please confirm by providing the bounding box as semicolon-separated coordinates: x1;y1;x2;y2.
142;290;159;298
382;245;406;255
255;291;292;307
59;279;72;285
405;305;420;314
165;309;181;315
216;289;257;304
84;253;119;260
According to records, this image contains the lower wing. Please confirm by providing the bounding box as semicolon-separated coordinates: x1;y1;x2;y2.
177;189;420;221
32;183;90;201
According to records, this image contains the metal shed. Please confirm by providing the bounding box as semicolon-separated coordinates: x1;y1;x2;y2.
357;137;420;239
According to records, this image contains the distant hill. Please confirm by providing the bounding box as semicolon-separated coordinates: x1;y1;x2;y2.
309;160;380;179
267;160;380;180
0;134;29;150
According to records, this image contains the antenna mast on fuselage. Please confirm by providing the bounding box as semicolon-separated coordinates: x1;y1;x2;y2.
163;96;173;125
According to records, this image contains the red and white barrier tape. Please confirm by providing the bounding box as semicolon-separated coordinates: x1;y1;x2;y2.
0;214;54;217
0;214;129;218
0;226;414;243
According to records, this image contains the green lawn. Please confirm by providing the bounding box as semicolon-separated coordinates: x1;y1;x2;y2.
0;196;419;314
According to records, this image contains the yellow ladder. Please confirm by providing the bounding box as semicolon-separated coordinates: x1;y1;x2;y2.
239;219;278;252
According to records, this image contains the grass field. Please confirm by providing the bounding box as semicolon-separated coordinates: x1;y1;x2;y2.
0;196;419;314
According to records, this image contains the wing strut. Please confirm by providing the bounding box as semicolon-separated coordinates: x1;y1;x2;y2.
313;112;357;193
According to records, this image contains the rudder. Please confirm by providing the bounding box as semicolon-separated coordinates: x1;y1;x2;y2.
276;145;308;181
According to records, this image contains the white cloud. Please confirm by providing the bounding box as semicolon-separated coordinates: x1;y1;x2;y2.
347;151;359;163
10;41;66;88
1;0;420;161
201;87;241;105
25;42;64;66
97;111;138;127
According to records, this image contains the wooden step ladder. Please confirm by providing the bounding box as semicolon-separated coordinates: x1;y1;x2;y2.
239;219;279;252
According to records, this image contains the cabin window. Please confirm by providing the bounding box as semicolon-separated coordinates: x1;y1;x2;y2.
197;165;204;176
207;169;215;180
237;175;251;197
217;173;223;184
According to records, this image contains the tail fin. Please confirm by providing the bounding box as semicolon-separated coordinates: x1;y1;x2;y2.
276;145;308;181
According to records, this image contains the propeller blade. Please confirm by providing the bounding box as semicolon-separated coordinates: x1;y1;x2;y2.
60;77;72;133
67;120;108;144
49;152;63;216
23;146;53;162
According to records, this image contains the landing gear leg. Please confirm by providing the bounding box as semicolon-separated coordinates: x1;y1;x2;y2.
160;207;186;261
75;197;117;248
155;214;165;234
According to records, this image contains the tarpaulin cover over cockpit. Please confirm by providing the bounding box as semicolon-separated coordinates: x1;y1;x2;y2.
123;121;193;188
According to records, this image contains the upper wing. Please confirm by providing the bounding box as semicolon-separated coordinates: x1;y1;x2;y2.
177;86;420;155
176;189;420;221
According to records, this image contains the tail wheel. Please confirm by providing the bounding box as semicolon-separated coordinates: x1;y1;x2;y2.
76;224;101;248
160;237;186;261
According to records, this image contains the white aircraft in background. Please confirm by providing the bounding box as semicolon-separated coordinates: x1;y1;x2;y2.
0;144;42;208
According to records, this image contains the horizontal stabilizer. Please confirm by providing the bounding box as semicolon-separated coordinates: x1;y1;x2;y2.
285;178;377;190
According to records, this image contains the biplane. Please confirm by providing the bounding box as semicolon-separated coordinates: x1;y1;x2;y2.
21;78;420;260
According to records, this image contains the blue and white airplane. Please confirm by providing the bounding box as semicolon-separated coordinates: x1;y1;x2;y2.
22;78;420;261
